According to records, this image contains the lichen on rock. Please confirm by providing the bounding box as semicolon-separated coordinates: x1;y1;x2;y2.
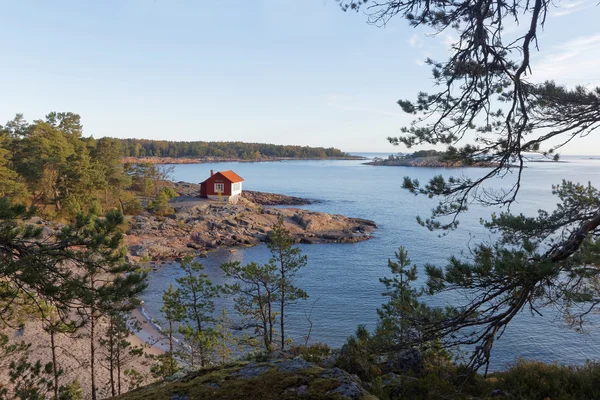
112;360;378;400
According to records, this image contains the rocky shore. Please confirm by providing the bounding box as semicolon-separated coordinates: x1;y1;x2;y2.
364;156;499;168
125;183;376;263
241;190;316;205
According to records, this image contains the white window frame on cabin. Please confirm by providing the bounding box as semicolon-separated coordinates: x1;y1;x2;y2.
214;183;225;193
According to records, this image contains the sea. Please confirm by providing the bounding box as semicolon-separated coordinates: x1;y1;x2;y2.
139;152;600;371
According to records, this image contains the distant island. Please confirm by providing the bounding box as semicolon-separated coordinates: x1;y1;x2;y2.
116;138;364;163
365;149;500;168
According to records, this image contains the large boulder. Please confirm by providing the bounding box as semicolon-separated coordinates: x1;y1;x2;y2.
112;360;377;400
381;348;424;375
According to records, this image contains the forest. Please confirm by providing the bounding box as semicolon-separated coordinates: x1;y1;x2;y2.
117;138;353;160
0;112;354;218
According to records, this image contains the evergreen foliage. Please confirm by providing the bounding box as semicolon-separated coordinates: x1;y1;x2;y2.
1;113;133;216
339;0;600;377
221;260;279;351
221;218;308;352
173;256;220;367
118;138;352;160
267;216;308;350
155;284;183;379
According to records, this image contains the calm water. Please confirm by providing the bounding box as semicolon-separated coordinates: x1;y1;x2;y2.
140;154;600;370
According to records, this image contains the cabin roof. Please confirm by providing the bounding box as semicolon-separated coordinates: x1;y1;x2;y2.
202;170;244;184
219;170;244;183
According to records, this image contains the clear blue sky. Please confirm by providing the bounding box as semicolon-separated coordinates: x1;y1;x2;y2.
1;0;599;153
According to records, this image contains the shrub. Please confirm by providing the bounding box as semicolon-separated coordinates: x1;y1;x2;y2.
243;351;269;362
147;190;175;216
89;200;103;216
493;359;600;400
160;187;178;199
289;343;331;363
123;198;144;215
336;325;379;382
63;196;82;218
373;359;600;400
39;208;57;221
59;378;83;400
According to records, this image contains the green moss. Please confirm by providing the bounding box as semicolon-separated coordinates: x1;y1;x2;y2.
308;378;341;398
115;361;364;400
115;358;600;400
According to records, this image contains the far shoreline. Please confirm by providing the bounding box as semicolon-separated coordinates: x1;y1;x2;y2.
122;155;367;165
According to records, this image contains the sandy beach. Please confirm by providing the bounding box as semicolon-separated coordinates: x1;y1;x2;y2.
0;308;166;399
130;306;166;356
129;306;169;356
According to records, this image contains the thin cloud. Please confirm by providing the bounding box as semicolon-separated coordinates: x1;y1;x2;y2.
408;33;423;48
533;33;600;86
551;0;594;17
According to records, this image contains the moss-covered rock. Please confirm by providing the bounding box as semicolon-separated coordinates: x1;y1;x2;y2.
112;359;378;400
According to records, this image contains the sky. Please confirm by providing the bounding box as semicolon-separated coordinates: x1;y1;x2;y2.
1;0;599;154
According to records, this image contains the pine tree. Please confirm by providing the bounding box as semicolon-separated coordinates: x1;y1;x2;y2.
377;247;426;347
267;216;307;350
221;261;279;352
91;137;131;208
99;313;144;397
158;284;184;377
13;122;74;208
41;306;77;400
213;310;241;365
175;256;220;367
59;211;147;400
0;130;27;201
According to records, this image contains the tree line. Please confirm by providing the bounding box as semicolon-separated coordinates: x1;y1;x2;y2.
118;138;352;160
0;113;191;221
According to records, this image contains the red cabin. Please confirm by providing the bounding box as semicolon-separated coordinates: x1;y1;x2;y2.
199;170;244;203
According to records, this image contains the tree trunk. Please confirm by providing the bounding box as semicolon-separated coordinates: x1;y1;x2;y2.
91;313;97;400
280;254;285;351
109;317;116;398
263;317;269;351
30;191;43;208
169;321;174;376
267;290;273;349
90;279;97;400
116;334;122;395
257;285;270;351
192;290;204;367
50;328;59;400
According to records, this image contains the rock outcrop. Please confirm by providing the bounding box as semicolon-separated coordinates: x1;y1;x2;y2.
112;359;377;400
242;190;316;205
364;156;499;168
124;184;377;262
